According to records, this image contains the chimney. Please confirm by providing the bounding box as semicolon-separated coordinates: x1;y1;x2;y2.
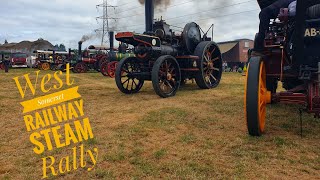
68;48;71;60
78;41;82;61
109;31;114;51
145;0;154;33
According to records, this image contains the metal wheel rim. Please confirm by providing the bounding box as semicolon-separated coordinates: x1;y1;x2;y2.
158;59;179;95
258;61;267;132
120;60;142;92
202;44;222;87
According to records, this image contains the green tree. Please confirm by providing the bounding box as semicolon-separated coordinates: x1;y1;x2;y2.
59;44;66;51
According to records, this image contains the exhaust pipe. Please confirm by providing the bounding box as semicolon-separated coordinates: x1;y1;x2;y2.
78;41;82;62
109;31;114;51
145;0;154;33
68;48;72;61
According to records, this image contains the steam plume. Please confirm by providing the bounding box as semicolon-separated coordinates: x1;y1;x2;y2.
80;31;101;42
138;0;172;8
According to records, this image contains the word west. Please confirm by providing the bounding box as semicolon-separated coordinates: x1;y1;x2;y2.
13;64;74;99
13;64;98;179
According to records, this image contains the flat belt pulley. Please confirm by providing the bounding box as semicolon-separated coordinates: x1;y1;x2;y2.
182;22;201;54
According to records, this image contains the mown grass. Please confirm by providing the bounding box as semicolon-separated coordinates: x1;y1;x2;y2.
0;69;319;179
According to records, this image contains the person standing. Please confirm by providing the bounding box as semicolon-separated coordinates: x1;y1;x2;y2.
253;0;296;54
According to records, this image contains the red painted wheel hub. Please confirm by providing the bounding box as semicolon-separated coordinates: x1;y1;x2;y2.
107;61;118;78
75;63;87;73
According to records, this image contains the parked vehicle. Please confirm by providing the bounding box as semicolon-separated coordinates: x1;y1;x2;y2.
11;53;28;68
245;0;320;136
115;0;222;98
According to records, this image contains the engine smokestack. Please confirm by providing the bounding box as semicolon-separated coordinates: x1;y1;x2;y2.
68;48;72;61
78;41;82;61
109;31;114;51
145;0;154;33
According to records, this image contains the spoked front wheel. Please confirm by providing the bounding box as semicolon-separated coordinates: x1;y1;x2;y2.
107;61;118;78
0;63;4;70
152;55;181;98
100;61;109;77
245;57;271;136
115;57;144;94
194;41;222;89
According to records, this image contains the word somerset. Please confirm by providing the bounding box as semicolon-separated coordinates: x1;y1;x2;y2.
13;64;98;178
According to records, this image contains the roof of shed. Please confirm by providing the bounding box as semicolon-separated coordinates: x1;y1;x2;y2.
217;42;238;53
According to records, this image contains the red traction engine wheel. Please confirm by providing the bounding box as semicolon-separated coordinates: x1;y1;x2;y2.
100;61;109;77
73;62;88;73
0;63;4;70
107;61;118;78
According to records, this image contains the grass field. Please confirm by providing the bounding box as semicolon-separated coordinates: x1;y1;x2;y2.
0;69;319;179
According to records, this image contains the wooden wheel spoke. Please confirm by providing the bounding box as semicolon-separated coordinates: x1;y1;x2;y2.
210;47;216;55
133;79;138;87
210;74;217;82
169;67;175;74
212;67;220;71
165;80;174;90
212;57;219;61
122;78;129;85
206;53;211;62
204;55;209;62
126;79;130;89
131;79;134;90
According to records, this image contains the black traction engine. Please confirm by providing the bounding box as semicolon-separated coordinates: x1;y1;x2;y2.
115;0;223;98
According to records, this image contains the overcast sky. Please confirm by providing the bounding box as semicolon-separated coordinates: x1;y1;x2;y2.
0;0;260;49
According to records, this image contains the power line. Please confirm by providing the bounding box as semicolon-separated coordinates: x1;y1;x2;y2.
122;8;258;32
116;0;255;29
165;0;254;21
116;1;136;7
115;0;195;16
170;9;259;26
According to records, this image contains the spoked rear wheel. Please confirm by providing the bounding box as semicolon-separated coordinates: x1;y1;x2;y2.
245;57;271;136
115;57;144;94
194;41;222;89
74;62;88;73
41;62;50;70
152;55;181;98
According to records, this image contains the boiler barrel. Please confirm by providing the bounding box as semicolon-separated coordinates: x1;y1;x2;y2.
108;52;135;61
159;45;178;56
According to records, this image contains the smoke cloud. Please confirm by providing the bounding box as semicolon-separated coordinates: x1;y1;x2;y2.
138;0;172;8
80;31;101;42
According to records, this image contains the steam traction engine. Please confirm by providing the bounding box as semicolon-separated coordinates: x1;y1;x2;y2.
100;31;135;78
115;0;222;98
245;0;320;136
73;42;108;73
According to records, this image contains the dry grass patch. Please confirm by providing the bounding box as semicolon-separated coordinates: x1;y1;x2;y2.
0;70;319;179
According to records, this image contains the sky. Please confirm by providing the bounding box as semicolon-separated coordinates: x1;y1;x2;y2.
0;0;260;49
